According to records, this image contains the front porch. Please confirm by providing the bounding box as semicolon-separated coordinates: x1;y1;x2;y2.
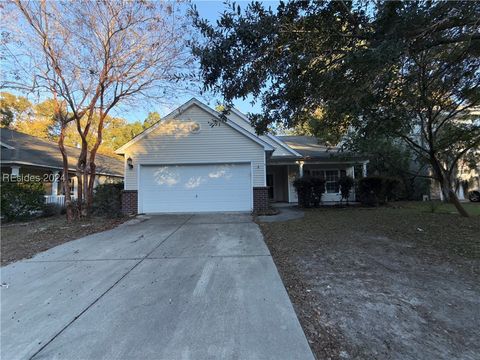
1;165;78;207
44;194;78;206
266;161;368;204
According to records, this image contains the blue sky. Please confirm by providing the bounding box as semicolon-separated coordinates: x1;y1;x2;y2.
121;0;279;123
5;1;279;123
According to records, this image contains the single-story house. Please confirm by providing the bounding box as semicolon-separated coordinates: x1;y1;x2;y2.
1;128;123;206
116;98;369;214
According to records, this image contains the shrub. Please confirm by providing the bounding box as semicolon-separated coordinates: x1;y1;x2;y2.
310;177;326;207
92;182;124;218
0;181;45;221
358;176;383;206
338;175;355;203
384;177;403;201
42;203;63;217
293;177;325;208
293;177;313;207
357;176;403;206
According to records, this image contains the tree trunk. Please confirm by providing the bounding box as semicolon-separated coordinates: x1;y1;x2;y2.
86;161;96;211
440;180;470;217
86;139;102;211
85;108;106;213
76;140;88;217
75;166;83;213
437;169;470;218
58;124;74;221
82;170;89;217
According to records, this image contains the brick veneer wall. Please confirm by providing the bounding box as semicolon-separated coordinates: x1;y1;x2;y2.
253;187;269;212
121;190;138;215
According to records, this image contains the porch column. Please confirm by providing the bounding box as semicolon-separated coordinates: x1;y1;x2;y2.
11;166;20;177
298;161;304;177
72;176;78;199
51;170;60;196
347;166;355;179
362;162;368;177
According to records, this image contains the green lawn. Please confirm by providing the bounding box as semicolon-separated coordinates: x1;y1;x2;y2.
259;202;480;359
394;200;480;217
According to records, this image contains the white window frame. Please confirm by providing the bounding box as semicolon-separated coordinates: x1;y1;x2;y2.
324;170;340;194
306;168;343;194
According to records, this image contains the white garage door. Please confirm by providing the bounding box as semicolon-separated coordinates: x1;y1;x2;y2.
139;163;252;213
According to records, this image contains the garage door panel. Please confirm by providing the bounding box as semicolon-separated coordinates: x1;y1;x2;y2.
139;164;252;213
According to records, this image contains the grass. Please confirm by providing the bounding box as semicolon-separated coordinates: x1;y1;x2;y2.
393;200;480;216
259;201;480;359
1;215;125;265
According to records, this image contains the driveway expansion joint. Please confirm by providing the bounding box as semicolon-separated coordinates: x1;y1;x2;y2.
4;213;314;360
146;254;271;259
28;214;194;360
25;258;145;263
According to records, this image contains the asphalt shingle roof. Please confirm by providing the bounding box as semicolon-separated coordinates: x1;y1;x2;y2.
276;136;340;159
1;128;123;177
274;136;365;162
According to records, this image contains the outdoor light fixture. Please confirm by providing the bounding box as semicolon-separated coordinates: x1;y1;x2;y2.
127;157;133;169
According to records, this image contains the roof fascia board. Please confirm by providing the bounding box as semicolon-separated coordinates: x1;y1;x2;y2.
267;159;369;165
0;160;122;177
229;108;302;157
0;141;15;149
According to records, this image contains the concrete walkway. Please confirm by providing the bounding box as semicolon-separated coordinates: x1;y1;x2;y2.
1;214;314;360
257;204;305;223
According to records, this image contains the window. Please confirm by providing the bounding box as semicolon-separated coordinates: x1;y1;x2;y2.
310;170;325;179
325;170;340;193
305;168;341;193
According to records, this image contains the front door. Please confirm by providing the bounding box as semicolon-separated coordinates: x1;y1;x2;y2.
266;174;274;200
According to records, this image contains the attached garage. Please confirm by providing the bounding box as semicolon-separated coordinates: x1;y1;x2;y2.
116;99;274;214
138;163;252;213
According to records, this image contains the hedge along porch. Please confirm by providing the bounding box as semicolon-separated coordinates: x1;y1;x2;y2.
266;161;368;204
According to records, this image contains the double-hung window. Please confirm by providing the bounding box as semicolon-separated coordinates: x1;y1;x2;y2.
307;169;341;193
325;170;340;193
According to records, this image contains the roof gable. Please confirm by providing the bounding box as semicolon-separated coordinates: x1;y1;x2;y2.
227;108;302;158
115;98;274;154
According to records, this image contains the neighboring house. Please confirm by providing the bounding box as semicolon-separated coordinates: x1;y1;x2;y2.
430;156;480;201
1;128;123;206
115;98;369;214
428;108;480;201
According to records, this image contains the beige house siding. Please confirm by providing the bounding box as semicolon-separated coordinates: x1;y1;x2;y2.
123;104;266;190
226;112;293;157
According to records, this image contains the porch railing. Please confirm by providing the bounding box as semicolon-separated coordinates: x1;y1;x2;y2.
44;195;77;207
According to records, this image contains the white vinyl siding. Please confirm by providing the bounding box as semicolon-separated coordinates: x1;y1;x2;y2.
124;104;265;190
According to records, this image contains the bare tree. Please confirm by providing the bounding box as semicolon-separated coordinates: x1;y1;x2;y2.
2;0;195;220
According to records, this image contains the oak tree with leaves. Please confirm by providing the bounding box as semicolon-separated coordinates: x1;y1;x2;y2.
191;0;480;217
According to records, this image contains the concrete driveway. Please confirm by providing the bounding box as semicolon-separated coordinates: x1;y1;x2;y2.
1;214;314;360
